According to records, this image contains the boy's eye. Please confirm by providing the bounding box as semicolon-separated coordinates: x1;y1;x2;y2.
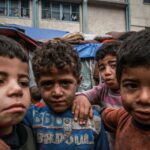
19;80;29;87
0;79;5;85
99;65;105;72
60;81;71;88
0;75;6;85
40;81;53;88
122;82;138;91
110;63;116;69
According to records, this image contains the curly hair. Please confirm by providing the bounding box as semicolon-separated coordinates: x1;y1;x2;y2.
116;29;150;82
32;40;81;81
95;41;121;62
0;35;28;63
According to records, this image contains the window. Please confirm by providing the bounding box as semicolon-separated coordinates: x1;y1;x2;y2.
0;0;29;18
0;0;7;16
144;0;150;3
42;1;80;22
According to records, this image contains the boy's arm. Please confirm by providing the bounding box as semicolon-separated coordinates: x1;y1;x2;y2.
72;85;103;124
102;108;125;132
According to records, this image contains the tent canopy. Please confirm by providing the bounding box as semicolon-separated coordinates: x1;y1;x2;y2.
4;24;69;41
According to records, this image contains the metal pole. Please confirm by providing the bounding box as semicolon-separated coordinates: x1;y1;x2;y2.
82;0;89;33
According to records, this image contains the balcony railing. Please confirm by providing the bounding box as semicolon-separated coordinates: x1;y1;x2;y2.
89;0;128;6
92;0;128;4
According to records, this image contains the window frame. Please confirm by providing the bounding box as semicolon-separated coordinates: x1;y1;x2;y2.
0;0;30;18
41;1;80;22
143;0;150;4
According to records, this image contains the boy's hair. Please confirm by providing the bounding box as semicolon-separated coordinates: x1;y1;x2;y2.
95;41;121;62
32;40;81;81
116;29;150;82
0;35;28;63
30;86;41;102
118;31;136;41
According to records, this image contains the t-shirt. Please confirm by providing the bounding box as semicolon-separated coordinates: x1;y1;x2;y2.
102;108;150;150
24;102;109;150
79;83;122;108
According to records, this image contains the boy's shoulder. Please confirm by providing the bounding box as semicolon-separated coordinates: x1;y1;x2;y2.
1;123;36;150
102;107;130;125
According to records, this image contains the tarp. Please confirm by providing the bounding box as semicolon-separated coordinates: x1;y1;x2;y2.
74;43;103;58
5;24;69;41
0;26;40;51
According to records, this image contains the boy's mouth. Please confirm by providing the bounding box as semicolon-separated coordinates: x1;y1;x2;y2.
134;110;150;120
3;104;26;113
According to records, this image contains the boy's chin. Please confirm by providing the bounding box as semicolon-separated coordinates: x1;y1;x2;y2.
52;107;69;113
133;117;150;127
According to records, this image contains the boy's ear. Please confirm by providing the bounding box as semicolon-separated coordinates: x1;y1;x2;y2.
77;75;83;85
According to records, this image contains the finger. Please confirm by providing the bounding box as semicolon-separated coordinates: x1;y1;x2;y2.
79;106;86;125
72;101;77;114
73;105;80;122
89;107;93;119
81;105;90;124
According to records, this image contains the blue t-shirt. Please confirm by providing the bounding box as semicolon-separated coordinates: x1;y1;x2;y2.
24;103;109;150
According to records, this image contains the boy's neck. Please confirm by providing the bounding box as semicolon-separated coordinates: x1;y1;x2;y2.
0;126;13;137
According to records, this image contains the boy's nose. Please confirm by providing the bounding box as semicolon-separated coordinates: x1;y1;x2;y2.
8;81;23;97
138;88;150;104
105;66;112;75
52;84;63;96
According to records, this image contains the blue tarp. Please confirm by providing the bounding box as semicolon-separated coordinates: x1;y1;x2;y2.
1;24;69;41
74;43;103;58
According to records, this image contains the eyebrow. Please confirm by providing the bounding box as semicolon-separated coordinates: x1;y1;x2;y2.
122;78;138;83
0;71;29;80
108;60;116;63
18;74;29;80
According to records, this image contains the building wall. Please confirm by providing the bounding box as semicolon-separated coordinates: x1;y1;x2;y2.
0;0;150;33
130;0;150;31
88;4;126;34
38;3;80;32
0;17;32;26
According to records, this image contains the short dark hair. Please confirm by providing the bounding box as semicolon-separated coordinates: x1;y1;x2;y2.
116;29;150;82
32;40;81;81
30;86;41;102
0;35;28;63
118;31;136;41
96;41;121;62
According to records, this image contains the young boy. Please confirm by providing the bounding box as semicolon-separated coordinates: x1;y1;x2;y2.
72;41;122;150
0;35;36;150
102;29;150;150
72;41;122;124
24;40;109;150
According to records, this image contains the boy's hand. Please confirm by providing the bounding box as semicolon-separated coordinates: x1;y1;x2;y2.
72;95;93;125
0;140;11;150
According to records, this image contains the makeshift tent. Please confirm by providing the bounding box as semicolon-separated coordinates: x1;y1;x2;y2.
74;43;102;91
3;24;69;41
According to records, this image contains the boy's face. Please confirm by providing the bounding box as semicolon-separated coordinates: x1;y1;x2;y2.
98;55;119;90
0;57;30;134
38;66;81;113
120;66;150;125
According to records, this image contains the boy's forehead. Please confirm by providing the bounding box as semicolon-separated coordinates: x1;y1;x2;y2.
0;57;28;74
38;65;78;79
99;55;116;63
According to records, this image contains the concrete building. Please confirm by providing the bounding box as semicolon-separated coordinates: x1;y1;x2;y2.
0;0;150;34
